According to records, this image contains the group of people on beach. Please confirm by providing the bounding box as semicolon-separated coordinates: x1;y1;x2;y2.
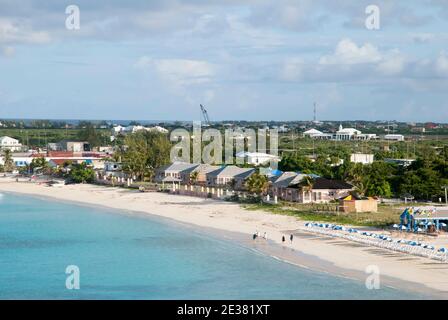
252;230;268;241
252;230;294;245
283;234;294;244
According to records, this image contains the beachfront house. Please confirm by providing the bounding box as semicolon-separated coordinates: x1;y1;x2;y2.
269;173;353;203
0;136;23;151
0;152;34;167
155;162;199;184
179;164;221;185
269;172;309;202
206;166;255;190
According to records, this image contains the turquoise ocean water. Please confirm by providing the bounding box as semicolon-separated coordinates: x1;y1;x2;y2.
0;192;426;299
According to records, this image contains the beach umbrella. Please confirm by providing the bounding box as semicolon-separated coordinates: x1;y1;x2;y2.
393;224;399;229
417;228;423;232
401;226;408;230
440;223;447;227
438;248;447;253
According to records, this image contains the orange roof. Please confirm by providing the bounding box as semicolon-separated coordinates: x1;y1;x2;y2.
49;159;71;166
48;151;74;157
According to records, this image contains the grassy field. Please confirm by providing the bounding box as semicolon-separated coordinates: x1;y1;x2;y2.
0;128;110;147
278;134;448;158
242;202;408;228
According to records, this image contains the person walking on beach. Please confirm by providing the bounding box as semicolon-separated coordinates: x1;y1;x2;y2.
253;233;257;240
282;235;286;244
263;232;267;240
290;234;294;244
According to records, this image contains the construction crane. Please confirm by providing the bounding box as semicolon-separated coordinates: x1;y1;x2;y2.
200;104;211;126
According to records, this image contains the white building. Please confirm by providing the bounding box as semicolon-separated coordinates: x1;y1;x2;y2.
111;125;125;135
111;125;168;136
148;126;169;134
304;126;377;141
0;136;22;151
335;125;361;140
384;134;405;141
303;128;323;138
350;153;374;165
235;151;280;166
0;152;33;167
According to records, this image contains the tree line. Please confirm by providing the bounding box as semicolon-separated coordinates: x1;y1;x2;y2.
279;147;448;200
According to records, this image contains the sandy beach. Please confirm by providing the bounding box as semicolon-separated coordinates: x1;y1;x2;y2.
1;179;447;297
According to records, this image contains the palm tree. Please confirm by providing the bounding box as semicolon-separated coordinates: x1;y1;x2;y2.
345;163;367;195
301;175;314;192
245;173;269;197
298;175;315;202
190;171;199;185
2;149;14;172
30;157;49;174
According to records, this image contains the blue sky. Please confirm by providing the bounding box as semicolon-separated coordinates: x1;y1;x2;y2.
0;0;448;122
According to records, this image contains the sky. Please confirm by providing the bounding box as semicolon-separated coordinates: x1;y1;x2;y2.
0;0;448;122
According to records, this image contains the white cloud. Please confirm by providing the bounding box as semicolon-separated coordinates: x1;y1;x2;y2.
319;38;382;65
435;51;448;76
377;50;406;75
135;56;215;86
153;59;215;87
0;18;50;44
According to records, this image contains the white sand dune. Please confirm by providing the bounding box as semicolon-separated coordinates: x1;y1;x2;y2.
1;179;448;296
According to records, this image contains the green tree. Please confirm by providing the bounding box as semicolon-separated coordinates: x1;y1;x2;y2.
2;149;14;172
245;172;269;196
78;122;101;148
30;157;49;174
68;163;95;183
144;131;171;171
119;131;171;181
190;171;199;185
121;133;149;180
